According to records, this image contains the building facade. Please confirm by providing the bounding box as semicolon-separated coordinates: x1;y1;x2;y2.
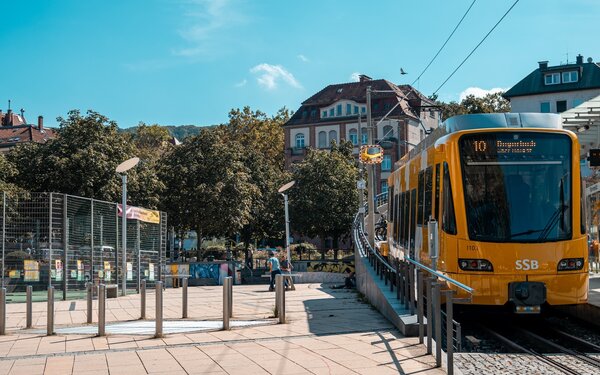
0;107;55;152
283;75;439;195
504;54;600;114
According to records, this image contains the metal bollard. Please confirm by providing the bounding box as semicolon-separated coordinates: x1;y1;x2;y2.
26;285;32;329
98;284;106;336
182;278;188;319
433;282;442;368
141;279;146;319
155;281;163;337
228;277;233;318
417;271;424;344
222;277;231;330
426;277;433;355
276;275;285;324
86;282;93;324
0;287;5;335
47;286;54;336
445;290;455;375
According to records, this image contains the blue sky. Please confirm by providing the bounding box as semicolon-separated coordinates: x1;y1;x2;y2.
1;0;599;128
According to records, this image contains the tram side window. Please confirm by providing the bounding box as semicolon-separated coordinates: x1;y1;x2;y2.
410;189;417;250
402;192;408;247
398;192;404;245
442;162;457;235
389;188;395;222
581;177;586;235
395;192;401;242
435;163;441;221
417;172;424;225
404;191;410;247
425;167;433;222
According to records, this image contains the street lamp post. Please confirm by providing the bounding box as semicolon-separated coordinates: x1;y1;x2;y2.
278;181;296;263
116;157;140;297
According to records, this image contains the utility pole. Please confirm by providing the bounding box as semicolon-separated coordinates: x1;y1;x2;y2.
366;86;376;247
358;115;365;221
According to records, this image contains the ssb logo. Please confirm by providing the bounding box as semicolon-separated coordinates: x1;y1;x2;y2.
515;259;539;271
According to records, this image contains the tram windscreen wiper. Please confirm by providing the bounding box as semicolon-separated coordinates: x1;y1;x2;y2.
510;229;544;238
538;179;567;241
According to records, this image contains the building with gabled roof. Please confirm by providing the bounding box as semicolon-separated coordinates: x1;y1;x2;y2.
0;107;56;153
503;54;600;114
283;74;439;195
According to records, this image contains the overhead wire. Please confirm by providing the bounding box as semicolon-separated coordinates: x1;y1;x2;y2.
432;0;521;96
411;0;477;86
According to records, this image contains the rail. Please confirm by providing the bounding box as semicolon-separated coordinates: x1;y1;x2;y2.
353;192;473;375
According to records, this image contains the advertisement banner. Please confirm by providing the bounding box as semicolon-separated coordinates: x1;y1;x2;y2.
117;204;160;224
55;259;63;281
24;260;39;282
77;260;84;281
127;262;133;281
149;263;155;281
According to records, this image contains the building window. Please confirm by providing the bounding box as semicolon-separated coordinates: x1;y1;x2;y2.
562;71;578;83
383;125;393;139
302;111;308;119
349;129;358;145
318;131;327;148
346;104;352;115
544;73;560;85
329;108;334;117
382;155;392;171
354;106;359;114
361;128;368;144
540;102;550;113
322;111;327;118
381;181;388;195
295;133;305;148
329;130;337;144
556;100;567;113
361;107;366;113
336;105;342;116
310;110;316;118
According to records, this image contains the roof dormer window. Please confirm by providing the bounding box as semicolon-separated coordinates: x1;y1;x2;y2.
562;71;578;83
544;73;560;85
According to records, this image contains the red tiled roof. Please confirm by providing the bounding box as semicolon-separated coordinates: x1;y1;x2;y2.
0;125;56;149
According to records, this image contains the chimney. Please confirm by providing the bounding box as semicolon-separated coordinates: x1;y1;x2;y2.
6;109;13;126
37;115;44;131
0;110;3;126
538;61;548;70
576;54;584;64
359;74;372;82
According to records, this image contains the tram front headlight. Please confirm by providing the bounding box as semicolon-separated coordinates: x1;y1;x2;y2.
458;258;493;272
557;258;584;271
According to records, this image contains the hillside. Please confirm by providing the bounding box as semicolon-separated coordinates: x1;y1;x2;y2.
120;124;216;140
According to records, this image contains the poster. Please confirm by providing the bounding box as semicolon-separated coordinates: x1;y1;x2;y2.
127;262;133;281
9;270;20;278
77;260;84;281
55;259;63;281
70;270;77;279
104;261;111;281
24;260;40;282
149;263;155;281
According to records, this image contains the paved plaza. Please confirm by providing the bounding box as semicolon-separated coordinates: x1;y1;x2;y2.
0;284;444;374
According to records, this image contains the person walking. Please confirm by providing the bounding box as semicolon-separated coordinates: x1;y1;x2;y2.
267;250;282;292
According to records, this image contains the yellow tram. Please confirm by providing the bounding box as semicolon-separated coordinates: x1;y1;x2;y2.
386;113;588;312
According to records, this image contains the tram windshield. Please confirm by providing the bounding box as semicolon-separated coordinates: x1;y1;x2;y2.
459;132;572;242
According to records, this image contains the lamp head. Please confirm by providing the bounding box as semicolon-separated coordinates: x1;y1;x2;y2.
116;157;140;173
278;180;296;194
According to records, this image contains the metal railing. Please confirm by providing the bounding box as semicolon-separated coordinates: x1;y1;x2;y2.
353;194;473;375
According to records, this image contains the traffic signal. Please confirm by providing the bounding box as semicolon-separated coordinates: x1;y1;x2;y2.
589;149;600;167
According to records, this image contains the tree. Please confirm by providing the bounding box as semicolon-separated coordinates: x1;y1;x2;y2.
289;141;359;257
0;153;19;193
158;127;257;247
6;110;163;208
437;92;511;121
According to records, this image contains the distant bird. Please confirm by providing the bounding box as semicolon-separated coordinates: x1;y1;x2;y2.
400;68;407;75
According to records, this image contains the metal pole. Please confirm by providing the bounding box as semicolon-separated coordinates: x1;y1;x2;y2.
417;271;424;344
86;282;92;324
1;192;5;288
0;287;5;335
47;286;54;336
182;277;188;318
276;274;285;324
426;277;432;354
155;281;163;337
284;194;291;263
433;283;442;368
26;285;32;328
223;277;231;330
98;284;105;336
228;277;233;318
409;264;415;315
136;220;141;293
366;86;376;248
445;290;454;375
404;262;410;308
121;173;127;296
48;193;53;288
141;279;146;319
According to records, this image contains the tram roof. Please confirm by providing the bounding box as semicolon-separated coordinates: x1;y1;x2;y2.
441;113;563;133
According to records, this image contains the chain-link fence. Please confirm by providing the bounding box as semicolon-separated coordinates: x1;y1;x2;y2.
0;192;167;301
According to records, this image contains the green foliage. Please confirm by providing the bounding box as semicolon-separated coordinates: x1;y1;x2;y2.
289;146;359;247
0;153;20;193
437;92;511;121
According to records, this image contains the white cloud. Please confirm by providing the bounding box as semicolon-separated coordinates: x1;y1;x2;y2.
234;79;247;88
459;87;507;101
297;54;309;63
250;64;302;90
350;72;361;82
